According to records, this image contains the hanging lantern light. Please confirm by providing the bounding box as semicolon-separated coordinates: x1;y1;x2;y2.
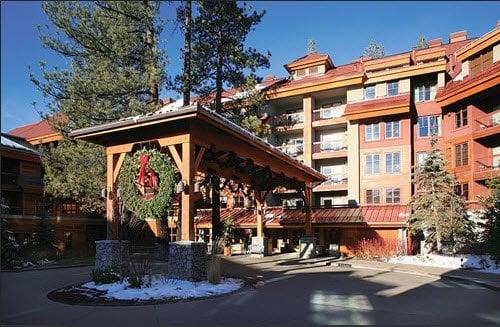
176;180;185;194
101;188;107;198
194;181;201;193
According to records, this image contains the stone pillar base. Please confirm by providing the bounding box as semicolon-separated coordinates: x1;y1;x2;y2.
168;241;207;281
95;240;130;270
251;236;269;257
299;236;317;259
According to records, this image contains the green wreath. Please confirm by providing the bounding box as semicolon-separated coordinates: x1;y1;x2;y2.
118;148;178;219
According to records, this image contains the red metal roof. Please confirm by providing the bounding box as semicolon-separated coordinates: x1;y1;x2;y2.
195;205;410;227
8;114;66;141
344;93;410;115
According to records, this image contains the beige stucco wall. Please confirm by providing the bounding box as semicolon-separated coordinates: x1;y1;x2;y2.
399;79;410;94
303;95;314;167
359;145;412;205
437;72;445;88
455;60;470;80
347;120;360;204
493;43;500;63
347;86;364;103
375;82;387;98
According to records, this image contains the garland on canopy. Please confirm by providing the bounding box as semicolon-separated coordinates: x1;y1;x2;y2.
118;148;177;219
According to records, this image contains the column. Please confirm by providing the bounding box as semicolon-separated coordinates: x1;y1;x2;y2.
347;120;360;205
299;185;316;258
251;190;268;257
181;142;195;241
303;95;314;167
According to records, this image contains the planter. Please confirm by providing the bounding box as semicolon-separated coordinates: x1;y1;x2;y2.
223;246;232;257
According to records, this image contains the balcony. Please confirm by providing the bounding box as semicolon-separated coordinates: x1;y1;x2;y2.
473;114;500;140
312;105;346;127
312;140;347;159
1;172;43;190
273;112;304;132
313;174;348;192
276;144;304;158
474;154;500;181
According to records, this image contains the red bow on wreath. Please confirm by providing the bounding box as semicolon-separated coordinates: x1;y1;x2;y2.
136;153;159;192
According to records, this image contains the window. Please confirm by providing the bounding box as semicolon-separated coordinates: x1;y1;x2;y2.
234;196;245;208
321;197;335;207
454;183;469;200
283;198;303;208
417;152;428;168
387;81;399;96
455;143;468;167
366;189;381;204
385;120;400;138
386;188;401;203
418;115;440;137
364;85;375;100
62;203;77;214
385;152;401;173
309;66;318;74
365;154;380;175
455;108;468;128
365;123;380;141
414;81;436;102
469;49;493;77
296;69;306;77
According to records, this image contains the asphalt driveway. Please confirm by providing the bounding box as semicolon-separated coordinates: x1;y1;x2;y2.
1;254;499;326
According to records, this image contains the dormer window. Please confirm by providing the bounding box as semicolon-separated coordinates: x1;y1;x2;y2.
296;69;306;77
309;66;318;74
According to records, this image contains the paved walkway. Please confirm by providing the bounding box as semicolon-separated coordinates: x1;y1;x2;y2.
330;258;500;291
1;254;499;326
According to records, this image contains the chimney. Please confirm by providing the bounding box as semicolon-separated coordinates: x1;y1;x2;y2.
263;74;275;82
428;38;442;48
449;31;467;43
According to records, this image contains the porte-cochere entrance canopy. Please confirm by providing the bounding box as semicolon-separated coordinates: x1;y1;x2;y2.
70;105;326;241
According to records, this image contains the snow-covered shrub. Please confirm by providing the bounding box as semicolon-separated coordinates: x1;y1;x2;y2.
91;267;120;285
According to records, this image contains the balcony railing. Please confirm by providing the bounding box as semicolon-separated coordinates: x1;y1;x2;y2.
1;172;43;188
313;140;347;154
474;115;500;132
475;154;500;174
313;105;345;121
321;174;348;186
273;112;304;128
276;144;304;157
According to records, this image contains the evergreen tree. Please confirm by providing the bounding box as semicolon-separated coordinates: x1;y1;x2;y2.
478;176;500;255
409;137;473;253
363;39;385;59
1;199;20;268
190;0;270;113
415;34;429;50
32;210;56;250
30;1;166;213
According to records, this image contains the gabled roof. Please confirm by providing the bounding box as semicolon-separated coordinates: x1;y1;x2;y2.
8;114;66;144
284;52;334;73
1;133;42;156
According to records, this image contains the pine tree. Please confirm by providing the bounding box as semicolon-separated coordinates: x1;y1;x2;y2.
409;137;473;253
1;199;20;268
30;1;166;213
190;0;270;113
363;39;385;59
415;34;429;50
478;176;500;255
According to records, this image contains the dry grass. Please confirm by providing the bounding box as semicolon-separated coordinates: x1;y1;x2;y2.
353;238;398;259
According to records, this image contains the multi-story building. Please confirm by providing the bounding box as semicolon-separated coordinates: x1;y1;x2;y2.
7;23;499;256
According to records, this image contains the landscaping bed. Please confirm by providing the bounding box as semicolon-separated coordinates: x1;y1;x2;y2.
388;254;500;274
48;275;247;306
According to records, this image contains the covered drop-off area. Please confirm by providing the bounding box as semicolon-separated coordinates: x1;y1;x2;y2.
69;105;325;280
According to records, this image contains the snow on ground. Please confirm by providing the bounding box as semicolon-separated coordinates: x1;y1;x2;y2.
81;276;243;300
388;254;500;274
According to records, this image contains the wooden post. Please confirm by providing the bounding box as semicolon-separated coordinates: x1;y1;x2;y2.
181;142;195;241
304;185;313;237
106;153;117;239
255;190;265;237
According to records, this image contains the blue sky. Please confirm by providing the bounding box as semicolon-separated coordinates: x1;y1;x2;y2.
2;1;499;132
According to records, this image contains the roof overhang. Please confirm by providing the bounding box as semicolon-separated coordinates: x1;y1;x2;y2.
456;27;500;62
344;94;411;120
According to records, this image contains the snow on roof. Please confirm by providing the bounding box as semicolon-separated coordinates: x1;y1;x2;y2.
1;134;42;156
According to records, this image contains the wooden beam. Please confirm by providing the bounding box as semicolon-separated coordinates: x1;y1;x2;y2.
194;146;206;172
158;134;190;147
106;153;117;239
106;143;133;155
168;145;183;171
303;185;313;237
255;190;265;237
113;152;127;183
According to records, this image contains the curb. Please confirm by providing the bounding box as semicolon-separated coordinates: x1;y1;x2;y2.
2;263;94;273
330;262;500;292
